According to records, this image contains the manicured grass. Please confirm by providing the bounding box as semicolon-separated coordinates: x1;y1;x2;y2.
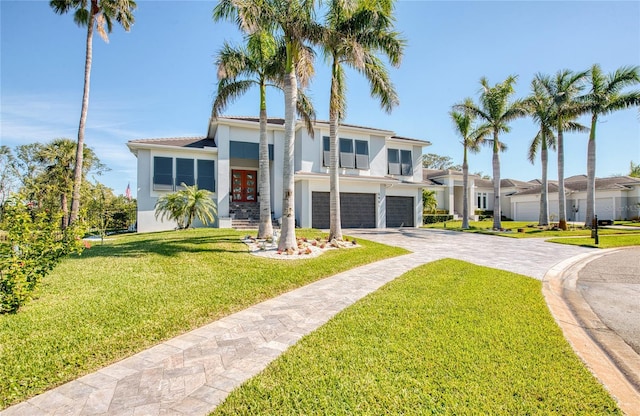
212;260;621;415
548;234;640;248
0;228;407;409
423;220;640;239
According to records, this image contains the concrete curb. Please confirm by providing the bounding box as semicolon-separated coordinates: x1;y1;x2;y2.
543;250;640;416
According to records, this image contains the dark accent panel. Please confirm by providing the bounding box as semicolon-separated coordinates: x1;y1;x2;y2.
197;159;215;192
176;158;195;187
153;156;173;189
312;192;376;229
386;196;414;227
230;141;274;161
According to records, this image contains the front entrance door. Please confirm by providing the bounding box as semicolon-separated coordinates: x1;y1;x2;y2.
231;170;257;202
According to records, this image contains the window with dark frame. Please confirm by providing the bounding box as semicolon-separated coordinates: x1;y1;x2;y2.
388;149;400;175
197;160;215;192
355;140;369;169
153;156;173;190
176;158;195;188
323;136;330;167
400;150;413;176
339;138;355;168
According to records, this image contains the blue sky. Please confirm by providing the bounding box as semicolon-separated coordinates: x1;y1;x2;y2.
2;0;639;198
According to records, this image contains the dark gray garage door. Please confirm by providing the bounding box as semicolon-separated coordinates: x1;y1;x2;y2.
386;196;414;227
312;192;376;229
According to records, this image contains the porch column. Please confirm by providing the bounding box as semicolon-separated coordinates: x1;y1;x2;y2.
217;125;231;224
447;177;455;215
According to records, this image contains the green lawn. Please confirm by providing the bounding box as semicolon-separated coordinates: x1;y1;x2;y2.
547;234;640;248
0;228;407;409
212;260;620;415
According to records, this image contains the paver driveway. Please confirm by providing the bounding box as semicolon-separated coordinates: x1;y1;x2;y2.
1;229;592;416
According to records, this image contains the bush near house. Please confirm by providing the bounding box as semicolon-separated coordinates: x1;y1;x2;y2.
423;214;454;224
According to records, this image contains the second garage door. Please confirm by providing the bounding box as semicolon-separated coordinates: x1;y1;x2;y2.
386;196;414;227
312;192;376;229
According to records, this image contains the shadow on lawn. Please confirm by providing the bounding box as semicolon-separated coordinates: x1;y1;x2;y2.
72;232;248;260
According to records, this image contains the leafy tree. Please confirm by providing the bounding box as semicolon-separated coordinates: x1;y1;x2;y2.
450;98;482;229
212;31;315;239
50;0;136;226
535;69;587;230
422;153;457;170
154;184;217;230
0;146;18;206
631;161;640;178
454;76;526;229
422;189;438;214
214;0;321;251
0;194;85;313
84;182;136;239
582;65;640;227
322;0;404;241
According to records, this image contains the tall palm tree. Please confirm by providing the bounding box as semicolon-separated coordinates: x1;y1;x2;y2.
214;0;320;251
212;32;315;239
454;76;526;230
582;64;640;227
535;69;587;230
322;0;404;241
450;98;481;229
50;0;136;226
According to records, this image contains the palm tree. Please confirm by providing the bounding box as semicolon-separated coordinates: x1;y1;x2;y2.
214;0;320;251
50;0;136;226
212;32;315;239
322;0;404;241
630;161;640;178
582;64;640;227
524;78;556;226
454;76;526;230
450;98;481;229
154;184;217;229
535;69;587;230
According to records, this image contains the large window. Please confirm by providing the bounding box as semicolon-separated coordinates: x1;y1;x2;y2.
153;156;173;190
176;158;195;188
477;192;488;210
324;136;369;169
388;149;413;176
153;156;215;192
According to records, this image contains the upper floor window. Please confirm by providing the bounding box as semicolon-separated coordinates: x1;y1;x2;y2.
153;156;215;192
323;136;369;169
388;149;412;176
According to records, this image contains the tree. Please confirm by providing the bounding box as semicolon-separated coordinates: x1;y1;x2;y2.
454;76;526;229
214;0;320;251
154;184;217;230
212;31;315;240
422;189;437;214
322;0;404;241
422;153;457;170
50;0;136;226
0;146;18;206
450;98;481;229
582;64;640;227
536;69;587;230
631;161;640;178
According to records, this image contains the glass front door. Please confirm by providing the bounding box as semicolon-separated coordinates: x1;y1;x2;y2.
231;170;257;202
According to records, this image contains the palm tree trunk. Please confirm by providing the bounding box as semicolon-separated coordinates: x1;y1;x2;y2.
61;192;69;229
278;59;298;251
492;133;501;230
461;146;469;230
557;128;567;230
328;64;342;241
539;143;549;226
69;3;97;225
585;114;597;228
257;82;273;239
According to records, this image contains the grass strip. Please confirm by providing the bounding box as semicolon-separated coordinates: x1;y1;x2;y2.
547;234;640;248
213;259;621;415
0;228;407;409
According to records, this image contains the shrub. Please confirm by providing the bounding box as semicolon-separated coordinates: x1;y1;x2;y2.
423;214;454;224
0;196;85;313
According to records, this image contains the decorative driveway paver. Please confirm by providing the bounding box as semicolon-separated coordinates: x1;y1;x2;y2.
1;229;592;416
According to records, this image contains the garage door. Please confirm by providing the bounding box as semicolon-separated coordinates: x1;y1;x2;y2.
514;201;539;222
312;192;376;229
386;196;414;227
595;198;614;220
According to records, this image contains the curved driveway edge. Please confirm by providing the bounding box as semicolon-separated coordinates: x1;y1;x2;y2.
543;249;640;416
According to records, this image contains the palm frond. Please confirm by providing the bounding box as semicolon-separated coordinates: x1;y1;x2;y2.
212;79;255;117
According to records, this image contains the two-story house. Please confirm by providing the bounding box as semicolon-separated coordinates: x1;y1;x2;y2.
127;116;430;232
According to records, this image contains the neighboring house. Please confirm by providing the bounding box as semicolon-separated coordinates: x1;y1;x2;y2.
509;175;640;222
127;116;430;232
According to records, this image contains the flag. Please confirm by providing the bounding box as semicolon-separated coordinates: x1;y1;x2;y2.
125;183;132;201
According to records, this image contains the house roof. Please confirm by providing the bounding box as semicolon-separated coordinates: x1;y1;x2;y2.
127;137;215;148
513;175;640;196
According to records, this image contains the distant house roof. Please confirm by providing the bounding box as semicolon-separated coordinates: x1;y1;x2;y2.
128;137;215;148
513;175;640;196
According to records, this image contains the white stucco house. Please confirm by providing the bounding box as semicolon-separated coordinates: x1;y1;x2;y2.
127;116;430;232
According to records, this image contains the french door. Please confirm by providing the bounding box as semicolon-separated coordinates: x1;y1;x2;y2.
231;170;257;202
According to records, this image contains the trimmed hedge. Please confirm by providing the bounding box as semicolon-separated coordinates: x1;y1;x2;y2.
423;214;454;224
